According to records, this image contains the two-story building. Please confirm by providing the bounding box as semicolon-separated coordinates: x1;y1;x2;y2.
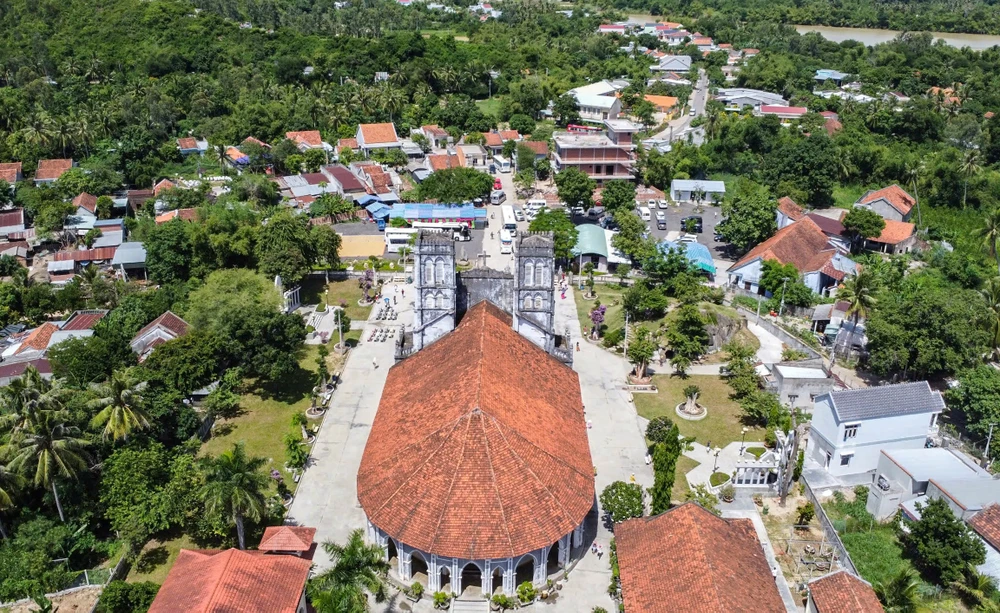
855;184;915;223
806;382;944;480
566;80;628;123
552;120;639;185
715;88;787;111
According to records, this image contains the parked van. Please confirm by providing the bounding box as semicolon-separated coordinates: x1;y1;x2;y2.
490;190;506;205
525;199;547;211
638;206;652;221
494;155;512;173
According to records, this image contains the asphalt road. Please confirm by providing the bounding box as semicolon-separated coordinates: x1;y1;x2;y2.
652;68;709;142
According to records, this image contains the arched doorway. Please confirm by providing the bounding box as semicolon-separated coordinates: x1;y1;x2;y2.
460;562;482;598
386;538;399;574
410;550;429;586
546;541;560;576
439;567;451;593
491;567;503;595
515;555;535;587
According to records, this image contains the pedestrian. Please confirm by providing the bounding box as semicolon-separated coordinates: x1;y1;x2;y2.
629;473;636;483
372;357;378;369
402;289;405;298
576;341;580;352
597;545;603;559
591;542;598;555
393;296;397;305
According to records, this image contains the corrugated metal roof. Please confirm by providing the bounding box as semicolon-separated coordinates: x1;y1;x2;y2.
825;381;944;422
572;224;608;259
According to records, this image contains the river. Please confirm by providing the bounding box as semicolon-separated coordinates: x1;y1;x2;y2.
795;25;1000;51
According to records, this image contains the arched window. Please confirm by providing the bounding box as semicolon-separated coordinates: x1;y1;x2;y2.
435;293;444;309
534;295;543;309
424;293;434;309
535;262;543;286
524;261;534;286
424;259;434;284
434;258;445;284
523;295;532;310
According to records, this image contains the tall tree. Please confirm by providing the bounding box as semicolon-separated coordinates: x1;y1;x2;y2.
717;178;776;253
837;268;879;354
650;422;682;514
960;148;982;209
0;463;22;538
901;497;985;584
982;277;1000;361
553;167;595;210
973;208;1000;274
199;443;269;549
88;368;151;441
309;528;390;613
842;208;886;253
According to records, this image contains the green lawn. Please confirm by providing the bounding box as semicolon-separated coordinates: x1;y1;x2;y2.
200;345;320;491
159;155;228;181
420;29;469;41
127;533;197;584
475;97;502;117
633;375;764;447
672;455;699;501
576;284;627;337
326;279;374;322
833;183;867;209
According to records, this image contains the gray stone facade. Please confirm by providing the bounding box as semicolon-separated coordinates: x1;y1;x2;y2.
412;232;457;351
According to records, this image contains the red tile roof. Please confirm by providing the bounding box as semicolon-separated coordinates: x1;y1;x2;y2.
258;526;316;553
35;159;73;181
427;154;464;171
824;116;844;135
358;123;399;145
0;209;25;229
483;132;504;147
337;138;359;150
523;141;549;156
149;548;309;613
616;503;785;613
760;105;808;116
777;197;804;221
874;219;915;245
153;179;176;196
808;570;884;613
62;310;108;331
73;192;98;214
242;136;271;149
358;301;593;560
806;212;846;237
54;247;118;262
499;129;520;141
324;165;366;192
16;323;59;354
730;217;836;273
422;124;449;138
0;359;51;380
857;184;915;217
134;311;189;341
970;504;1000;551
0;162;22;183
286;130;323;148
155;208;199;224
177;137;199;150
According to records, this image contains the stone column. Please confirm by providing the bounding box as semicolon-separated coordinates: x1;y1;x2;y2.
452;559;461;593
572;523;584;548
534;548;548;586
399;544;412;582
503;558;516;596
557;534;571;568
428;555;440;592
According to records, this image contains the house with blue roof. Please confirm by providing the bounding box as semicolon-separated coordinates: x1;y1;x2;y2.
658;240;716;277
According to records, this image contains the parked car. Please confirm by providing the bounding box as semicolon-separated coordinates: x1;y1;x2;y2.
658;199;669;209
679;233;698;243
572;206;586;216
655;211;666;222
514;208;525;222
656;219;667;230
647;199;657;209
680;215;703;233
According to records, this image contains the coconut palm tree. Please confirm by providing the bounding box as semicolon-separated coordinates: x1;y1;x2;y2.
874;567;919;613
0;463;23;539
981;277;1000;362
904;158;924;230
308;528;390;613
0;366;65;433
960;148;982;209
5;410;91;522
973;208;1000;274
837;268;878;356
88;368;150;441
199;443;269;550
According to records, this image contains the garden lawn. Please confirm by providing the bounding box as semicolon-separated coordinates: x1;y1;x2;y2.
200;345;320;491
475;97;502;116
672;455;699;501
126;533;198;584
575;283;627;337
633;375;763;447
833;184;866;209
326;279;373;322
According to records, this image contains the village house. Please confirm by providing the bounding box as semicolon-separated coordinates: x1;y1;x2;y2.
553;120;639;185
520;140;550;162
321;164;369;199
566;80;628;123
727;217;858;296
425;153;464;173
597;23;626;35
758;105;808;123
643;94;679;118
715;88;787;111
176;137;208;156
0;208;26;237
415;125;450;148
130;311;190;362
615;503;786;612
571;224;629;273
0;162;23;186
806;570;884;613
456;143;488;168
34;159;74;184
651;54;692;73
855;184;915;223
285;130;332;152
775;196;805;229
806;382;944;480
111;241;148;280
335;137;359;156
356;123;402;155
669;179;726;204
762;362;835;410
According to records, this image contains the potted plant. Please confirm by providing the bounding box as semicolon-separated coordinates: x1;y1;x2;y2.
432;591;451;610
719;483;736;503
517;581;536;605
406;581;423;602
491;594;514;611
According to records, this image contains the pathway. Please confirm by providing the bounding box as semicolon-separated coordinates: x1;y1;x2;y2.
285;283;411;570
547;286;654;612
683;440;767;488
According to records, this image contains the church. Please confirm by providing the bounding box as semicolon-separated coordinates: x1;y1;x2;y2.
359;230;593;599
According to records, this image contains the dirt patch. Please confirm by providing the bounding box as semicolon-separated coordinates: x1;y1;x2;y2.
4;587;102;613
761;494;840;591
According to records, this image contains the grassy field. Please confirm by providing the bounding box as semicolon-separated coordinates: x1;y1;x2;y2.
575;283;627;337
672;455;699;501
833;183;867;209
325;278;374;322
420;29;469;41
127;533;197;584
475;96;502;117
633;375;764;447
200;345;320;491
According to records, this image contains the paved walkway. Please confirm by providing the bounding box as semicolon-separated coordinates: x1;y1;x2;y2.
286;283;411;570
683;440;768;488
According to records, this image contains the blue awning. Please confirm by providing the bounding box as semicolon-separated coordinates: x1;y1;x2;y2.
365;202;391;219
659;240;716;274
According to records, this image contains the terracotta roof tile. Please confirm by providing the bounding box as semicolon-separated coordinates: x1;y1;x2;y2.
970;504;1000;551
874;219;915;245
616;503;785;613
358;302;593;560
16;323;59;354
824;117;844;135
35;159;73;181
148;548;309;613
730;217;837;273
134;311;189;341
422;125;449;138
259;526;316;552
0;162;22;183
242;136;271;149
73;192;98;214
777;197;805;221
155;208;199;224
61;310;108;331
858;184;915;216
153;179;176;196
337;138;359;150
427;154;464;171
177;137;199;150
523;141;549;156
808;570;884;613
359;123;399;145
286;130;323;148
499;129;520;141
483;132;504;147
644;94;679;109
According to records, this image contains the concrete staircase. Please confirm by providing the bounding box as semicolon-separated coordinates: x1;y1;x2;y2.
451;598;489;613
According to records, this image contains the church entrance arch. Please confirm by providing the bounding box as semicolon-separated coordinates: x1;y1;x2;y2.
410;550;429;586
546;541;560;576
515;555;535;587
460;562;482;598
386;538;399;573
490;567;503;595
439;567;451;593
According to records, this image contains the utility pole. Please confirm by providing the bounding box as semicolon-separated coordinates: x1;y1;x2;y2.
624;310;629;356
778;277;789;318
985;422;996;468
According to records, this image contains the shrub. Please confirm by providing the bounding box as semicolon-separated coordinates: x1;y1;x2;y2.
764;428;777;448
291;412;307;427
603;327;625;348
284;433;308;469
719;484;736;502
492;594;514;610
793;450;804;481
781;347;809;361
410;582;423;598
517;581;537;603
600;481;645;524
96;581;159;613
645;416;675;444
796;502;816;526
433;591;451;608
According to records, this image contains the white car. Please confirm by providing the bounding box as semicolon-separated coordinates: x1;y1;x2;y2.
679;233;698;243
571;206;585;216
647;199;657;209
514;209;525;222
655;211;666;221
658;199;669;209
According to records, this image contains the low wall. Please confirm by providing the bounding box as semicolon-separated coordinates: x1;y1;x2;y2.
733;305;821;360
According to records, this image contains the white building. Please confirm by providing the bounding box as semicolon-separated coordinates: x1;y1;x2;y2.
806;382;943;479
651;55;692;73
715;88;787;111
567;80;628;123
764;363;835;410
669;179;726;203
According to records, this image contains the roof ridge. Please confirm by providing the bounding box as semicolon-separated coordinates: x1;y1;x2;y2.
204;549;239;612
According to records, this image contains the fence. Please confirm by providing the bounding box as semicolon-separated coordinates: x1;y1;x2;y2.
0;551;128;611
732;305;821;360
801;478;859;577
728;286;816;319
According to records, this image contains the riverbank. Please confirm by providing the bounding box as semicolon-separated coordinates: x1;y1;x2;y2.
795;24;1000;50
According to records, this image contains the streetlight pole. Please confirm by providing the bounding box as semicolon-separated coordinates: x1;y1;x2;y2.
740;427;748;454
624;310;630;356
778;277;789;318
712;447;722;472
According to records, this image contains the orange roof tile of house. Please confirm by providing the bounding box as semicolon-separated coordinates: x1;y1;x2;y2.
72;192;98;214
616;503;785;613
358;123;399;145
155;208;199;224
730;217;842;275
421;124;449;137
337;138;359;150
148;548;310;613
522;141;549;156
644;94;679;110
153;179;176;196
824;116;844;135
874;219;915;245
242;136;271;149
499;129;520;141
134;311;189;341
35;159;73;181
808;570;884;613
15;322;59;354
0;162;22;183
258;526;316;553
177;137;199;150
857;184;915;217
778;196;805;221
483;132;504;147
427;154;464;171
970;504;1000;551
286;130;323;148
357;301;593;560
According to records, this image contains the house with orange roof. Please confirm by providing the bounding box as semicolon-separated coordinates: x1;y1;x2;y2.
258;526;316;557
34;159;74;184
855;184;915;223
727;217;858;295
152;179;176;197
643;94;679;117
176;137;207;156
807;570;883;613
130;311;190;361
776;196;805;229
863;218;916;254
356;123;401;156
0;162;23;185
286;130;332;152
425;153;464;172
155;208;199;224
415;124;450;148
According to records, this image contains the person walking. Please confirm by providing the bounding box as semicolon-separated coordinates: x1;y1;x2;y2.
372;357;378;369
